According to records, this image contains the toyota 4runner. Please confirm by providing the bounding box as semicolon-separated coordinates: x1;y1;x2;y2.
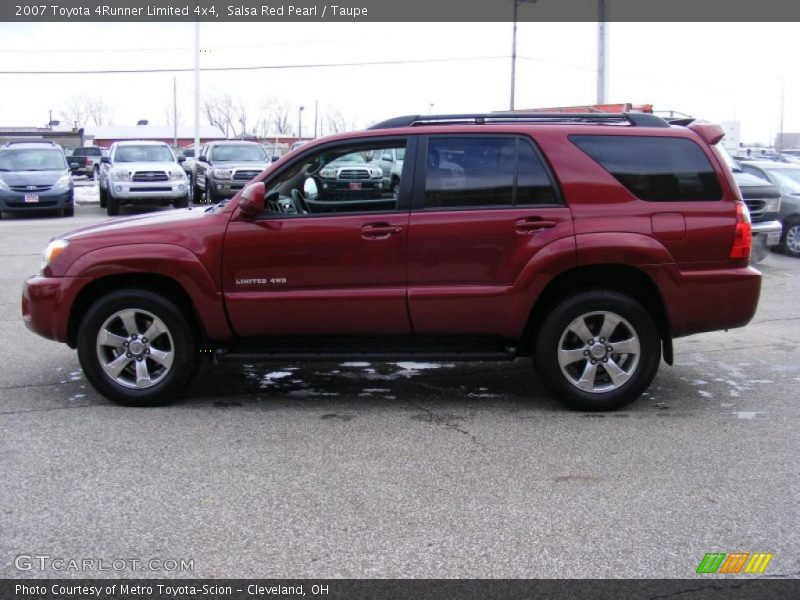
23;112;761;411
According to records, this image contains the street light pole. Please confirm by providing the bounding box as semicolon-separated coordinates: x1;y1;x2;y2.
193;21;200;157
597;0;609;104
510;0;537;111
298;106;304;139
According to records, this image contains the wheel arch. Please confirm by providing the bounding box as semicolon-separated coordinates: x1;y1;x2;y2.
67;273;204;349
522;264;673;364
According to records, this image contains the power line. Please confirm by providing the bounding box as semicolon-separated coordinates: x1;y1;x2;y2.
0;55;508;75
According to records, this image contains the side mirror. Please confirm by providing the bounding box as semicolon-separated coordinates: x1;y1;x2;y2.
239;182;265;218
198;155;208;163
303;177;319;200
100;156;111;164
177;156;186;164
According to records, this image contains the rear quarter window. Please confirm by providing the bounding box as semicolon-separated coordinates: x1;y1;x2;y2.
570;135;722;201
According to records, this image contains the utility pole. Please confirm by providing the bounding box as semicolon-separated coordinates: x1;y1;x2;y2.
510;0;538;111
313;99;318;138
193;21;200;157
173;76;178;148
597;0;609;104
298;105;304;139
777;79;785;153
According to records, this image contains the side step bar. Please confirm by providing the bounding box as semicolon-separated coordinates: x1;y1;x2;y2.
215;346;518;364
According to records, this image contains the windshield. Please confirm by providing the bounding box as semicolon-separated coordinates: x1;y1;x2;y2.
769;169;800;194
396;147;405;160
333;153;366;164
114;145;174;163
210;145;267;162
73;147;102;156
0;149;67;171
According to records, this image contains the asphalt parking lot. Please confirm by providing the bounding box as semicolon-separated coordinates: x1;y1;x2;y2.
1;196;798;579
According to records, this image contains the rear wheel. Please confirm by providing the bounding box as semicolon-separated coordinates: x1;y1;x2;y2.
77;289;198;406
780;219;800;258
534;290;661;411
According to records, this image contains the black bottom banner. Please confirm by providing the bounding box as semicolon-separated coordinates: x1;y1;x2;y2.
2;579;799;600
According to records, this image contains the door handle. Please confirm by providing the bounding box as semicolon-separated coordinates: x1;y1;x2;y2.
361;224;403;239
515;218;557;233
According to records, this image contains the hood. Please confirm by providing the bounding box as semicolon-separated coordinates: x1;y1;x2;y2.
109;161;181;173
733;171;780;200
0;169;67;186
63;206;209;242
211;161;269;170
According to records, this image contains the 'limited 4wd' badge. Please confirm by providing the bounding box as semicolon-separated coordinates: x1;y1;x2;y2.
235;278;287;286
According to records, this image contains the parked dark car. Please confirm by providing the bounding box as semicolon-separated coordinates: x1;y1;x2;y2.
0;141;74;217
68;146;104;179
741;160;800;257
23;112;760;411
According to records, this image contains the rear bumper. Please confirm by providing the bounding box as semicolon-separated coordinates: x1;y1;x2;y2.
647;264;762;338
751;219;782;247
22;275;89;344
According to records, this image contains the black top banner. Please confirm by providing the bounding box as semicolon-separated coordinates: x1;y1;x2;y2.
4;0;800;22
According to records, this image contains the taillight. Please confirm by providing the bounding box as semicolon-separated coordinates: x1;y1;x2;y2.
729;201;752;260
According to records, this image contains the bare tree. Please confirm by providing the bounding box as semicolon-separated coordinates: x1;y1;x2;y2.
233;97;249;137
59;95;113;129
324;108;356;135
271;100;293;135
202;93;235;137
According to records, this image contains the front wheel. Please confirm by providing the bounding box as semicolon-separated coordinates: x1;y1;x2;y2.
534;290;661;411
173;195;189;209
77;289;198;406
780;219;800;258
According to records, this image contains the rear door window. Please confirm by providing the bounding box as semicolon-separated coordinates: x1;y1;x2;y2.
570;135;722;201
423;136;559;209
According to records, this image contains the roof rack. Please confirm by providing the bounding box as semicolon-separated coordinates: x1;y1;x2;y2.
368;112;670;130
0;139;58;147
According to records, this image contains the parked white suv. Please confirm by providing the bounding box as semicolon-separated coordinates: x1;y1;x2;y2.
98;141;189;216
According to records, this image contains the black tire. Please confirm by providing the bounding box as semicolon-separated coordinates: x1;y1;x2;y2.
77;289;199;406
534;290;661;411
206;185;217;205
106;194;119;216
779;218;800;258
63;206;75;217
89;166;97;181
99;184;108;209
173;195;189;209
192;183;203;205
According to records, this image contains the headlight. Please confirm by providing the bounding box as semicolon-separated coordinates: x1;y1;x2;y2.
0;177;9;191
370;168;383;178
110;169;131;182
320;168;336;178
764;196;781;213
212;168;233;179
52;174;72;190
170;168;187;181
41;239;69;272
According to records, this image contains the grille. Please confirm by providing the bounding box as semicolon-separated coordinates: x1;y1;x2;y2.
129;187;172;193
10;184;51;192
338;169;370;180
744;200;765;219
132;171;169;182
233;170;260;181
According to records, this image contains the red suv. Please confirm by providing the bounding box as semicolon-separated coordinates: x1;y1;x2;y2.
22;113;761;410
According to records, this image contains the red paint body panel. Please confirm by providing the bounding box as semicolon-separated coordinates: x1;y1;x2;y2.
21;120;762;351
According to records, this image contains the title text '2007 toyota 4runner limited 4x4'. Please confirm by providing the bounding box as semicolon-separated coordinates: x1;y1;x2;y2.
23;112;761;411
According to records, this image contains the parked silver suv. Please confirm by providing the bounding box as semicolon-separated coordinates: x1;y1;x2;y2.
98;141;189;216
192;141;270;204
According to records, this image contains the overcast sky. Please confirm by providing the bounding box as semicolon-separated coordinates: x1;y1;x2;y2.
0;21;796;144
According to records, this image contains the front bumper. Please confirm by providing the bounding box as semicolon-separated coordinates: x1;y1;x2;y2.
0;189;73;212
319;179;383;197
206;179;251;199
751;219;783;247
108;180;188;201
22;275;90;344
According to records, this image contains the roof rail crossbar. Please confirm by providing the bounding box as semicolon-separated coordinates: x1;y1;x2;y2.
368;112;670;130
